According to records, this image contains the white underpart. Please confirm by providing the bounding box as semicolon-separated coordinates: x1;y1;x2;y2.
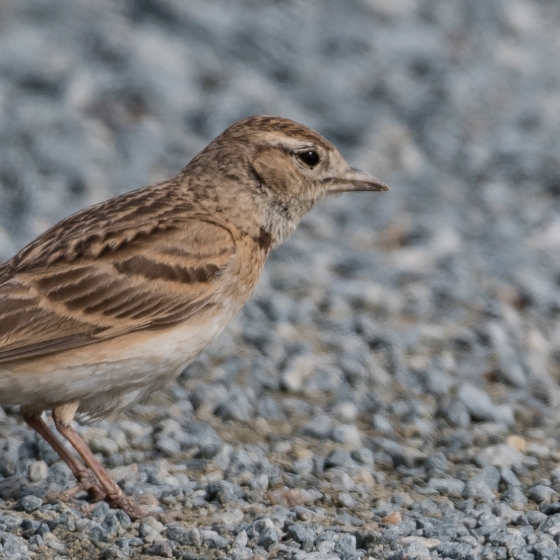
0;311;231;419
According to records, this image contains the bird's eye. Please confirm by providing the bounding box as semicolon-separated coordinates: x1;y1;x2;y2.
297;150;320;168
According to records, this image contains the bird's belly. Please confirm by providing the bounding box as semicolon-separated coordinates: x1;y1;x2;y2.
0;316;229;416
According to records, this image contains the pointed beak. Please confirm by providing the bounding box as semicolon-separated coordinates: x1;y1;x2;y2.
326;167;389;193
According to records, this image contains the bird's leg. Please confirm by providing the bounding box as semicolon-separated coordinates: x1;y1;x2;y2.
21;407;106;502
52;403;146;520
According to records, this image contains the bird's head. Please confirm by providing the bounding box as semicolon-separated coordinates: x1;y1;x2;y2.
187;115;388;245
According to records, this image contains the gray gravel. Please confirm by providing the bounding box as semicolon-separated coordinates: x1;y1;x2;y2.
2;0;560;558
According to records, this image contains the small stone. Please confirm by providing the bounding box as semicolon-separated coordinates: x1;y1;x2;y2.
280;354;315;392
102;513;123;537
200;529;228;548
476;444;523;468
324;469;355;491
351;447;375;466
232;530;248;548
207;480;243;504
401;536;441;549
502;487;528;510
142;516;165;534
539;513;560;536
522;455;539;468
392;541;431;560
215;389;252;422
500;466;521;487
99;544;128;560
337;492;356;507
372;413;395;435
292;458;313;477
286;524;315;552
300;414;332;439
527;484;557;503
267;487;307;507
525;510;547;526
477;465;501;490
93;501;111;519
492;503;522;524
331;401;358;423
335;534;357;557
20;519;45;539
382;511;402;524
527;442;550;459
43;532;65;552
17;494;43;512
426;478;465;498
551;465;560;480
507;435;528;452
424;452;448;477
165;525;202;547
257;526;278;549
230;548;254;560
441;399;471;428
457;384;514;424
331;424;362;446
213;444;232;471
155;435;181;456
212;508;244;530
464;478;494;500
145;541;173;558
28;460;49;482
90;437;120;457
250;474;269;492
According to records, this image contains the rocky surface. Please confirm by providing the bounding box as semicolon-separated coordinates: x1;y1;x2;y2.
1;0;560;558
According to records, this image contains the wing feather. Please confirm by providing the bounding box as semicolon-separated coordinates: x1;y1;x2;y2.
0;217;237;364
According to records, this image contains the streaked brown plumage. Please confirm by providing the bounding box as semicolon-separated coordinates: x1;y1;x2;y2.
0;115;387;519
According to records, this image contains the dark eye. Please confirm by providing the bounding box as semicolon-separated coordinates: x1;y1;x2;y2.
297;150;320;168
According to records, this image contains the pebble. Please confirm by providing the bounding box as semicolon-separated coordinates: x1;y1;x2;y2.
300;414;333;439
331;424;362;447
476;444;523;469
268;487;308;507
28;460;49;482
165;525;202;547
527;484;557;503
286;524;316;552
457;384;514;425
331;402;358;423
337;492;356;507
502;487;529;510
17;495;43;513
425;478;465;498
200;529;229;548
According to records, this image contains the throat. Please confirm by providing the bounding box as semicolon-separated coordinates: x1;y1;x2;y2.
263;207;300;249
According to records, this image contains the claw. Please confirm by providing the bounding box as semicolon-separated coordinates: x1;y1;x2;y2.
105;494;147;521
45;470;106;503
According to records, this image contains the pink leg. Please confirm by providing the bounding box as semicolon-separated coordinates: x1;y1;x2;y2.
21;408;105;502
51;405;146;520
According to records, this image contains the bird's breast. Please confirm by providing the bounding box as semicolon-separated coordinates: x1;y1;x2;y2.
0;306;235;410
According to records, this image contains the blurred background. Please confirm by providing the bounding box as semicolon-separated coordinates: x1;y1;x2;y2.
1;0;560;431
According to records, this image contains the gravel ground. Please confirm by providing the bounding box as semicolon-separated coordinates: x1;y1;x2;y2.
1;0;560;558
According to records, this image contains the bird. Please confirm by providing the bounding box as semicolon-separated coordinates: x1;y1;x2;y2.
0;115;388;519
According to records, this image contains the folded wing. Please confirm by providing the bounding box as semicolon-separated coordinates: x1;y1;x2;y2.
0;217;236;364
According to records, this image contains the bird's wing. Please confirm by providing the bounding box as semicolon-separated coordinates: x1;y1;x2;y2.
0;207;237;364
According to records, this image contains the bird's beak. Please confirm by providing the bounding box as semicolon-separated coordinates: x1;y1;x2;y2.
327;167;389;193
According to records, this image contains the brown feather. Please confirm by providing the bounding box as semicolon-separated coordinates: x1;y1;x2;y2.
0;215;240;364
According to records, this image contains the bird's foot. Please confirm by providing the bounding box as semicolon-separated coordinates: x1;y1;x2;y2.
105;493;148;521
155;510;183;523
46;470;106;503
105;492;182;522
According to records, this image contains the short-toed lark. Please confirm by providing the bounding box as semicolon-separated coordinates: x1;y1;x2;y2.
0;116;388;518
